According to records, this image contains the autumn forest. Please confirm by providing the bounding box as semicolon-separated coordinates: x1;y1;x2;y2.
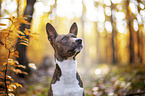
0;0;145;96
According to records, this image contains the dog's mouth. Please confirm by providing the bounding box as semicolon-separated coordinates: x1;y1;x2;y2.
67;43;83;54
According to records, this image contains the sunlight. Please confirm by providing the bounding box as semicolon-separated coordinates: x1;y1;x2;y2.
95;64;110;76
34;2;50;15
111;0;122;4
92;87;99;91
97;22;104;32
117;5;122;10
1;0;17;13
0;0;145;95
104;0;111;6
95;69;101;75
108;92;114;96
49;13;55;20
105;7;111;16
140;3;144;9
85;0;98;21
28;63;37;70
115;12;125;21
105;21;112;33
56;0;83;19
140;10;145;17
115;11;127;34
86;8;98;21
94;0;99;2
129;2;138;14
117;22;126;34
137;14;142;24
84;22;94;35
133;19;138;31
97;5;105;22
0;14;10;29
47;0;55;5
73;0;83;18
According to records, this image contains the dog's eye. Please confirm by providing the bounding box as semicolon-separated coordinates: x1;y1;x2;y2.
71;35;76;38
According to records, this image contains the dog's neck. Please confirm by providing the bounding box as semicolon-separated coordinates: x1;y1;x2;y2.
55;58;77;84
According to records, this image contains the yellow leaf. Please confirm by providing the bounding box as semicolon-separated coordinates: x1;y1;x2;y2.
23;15;28;19
8;59;15;65
17;31;25;35
16;35;21;38
10;67;15;72
14;69;22;74
1;68;6;71
8;93;15;96
21;72;28;75
3;62;7;66
14;60;19;64
15;65;26;69
0;23;7;26
12;22;19;28
22;38;29;41
8;86;14;92
16;17;28;24
0;72;4;76
20;42;28;46
9;84;16;89
24;28;30;35
7;75;13;81
19;36;25;39
32;32;39;35
0;77;3;79
14;83;23;88
8;16;15;21
6;81;11;84
23;40;29;44
14;51;19;58
29;35;38;40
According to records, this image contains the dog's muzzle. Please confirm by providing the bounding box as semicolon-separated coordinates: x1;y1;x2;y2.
67;39;83;54
75;39;82;45
75;39;83;52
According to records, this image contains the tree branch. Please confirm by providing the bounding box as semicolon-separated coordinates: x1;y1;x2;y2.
4;50;11;96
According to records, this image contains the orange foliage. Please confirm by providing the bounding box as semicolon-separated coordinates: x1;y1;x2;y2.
0;16;37;96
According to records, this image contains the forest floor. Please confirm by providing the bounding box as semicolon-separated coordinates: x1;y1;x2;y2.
13;63;145;96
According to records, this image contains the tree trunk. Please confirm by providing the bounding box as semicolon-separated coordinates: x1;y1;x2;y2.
16;0;36;78
137;1;143;63
126;0;135;63
111;2;116;64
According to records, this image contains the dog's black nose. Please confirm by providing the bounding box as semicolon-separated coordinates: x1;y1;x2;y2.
75;39;82;44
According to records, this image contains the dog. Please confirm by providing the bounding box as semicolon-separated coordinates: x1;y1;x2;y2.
46;22;84;96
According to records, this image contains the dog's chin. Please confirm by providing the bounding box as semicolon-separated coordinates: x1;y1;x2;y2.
74;44;83;54
75;46;82;53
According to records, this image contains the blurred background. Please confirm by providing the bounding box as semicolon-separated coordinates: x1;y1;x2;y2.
0;0;145;96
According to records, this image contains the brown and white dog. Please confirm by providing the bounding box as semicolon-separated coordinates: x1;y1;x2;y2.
46;22;84;96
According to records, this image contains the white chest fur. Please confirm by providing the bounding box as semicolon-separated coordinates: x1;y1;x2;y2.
51;58;84;96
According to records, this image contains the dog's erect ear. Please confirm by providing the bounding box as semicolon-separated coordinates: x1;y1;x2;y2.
46;23;58;42
69;22;78;36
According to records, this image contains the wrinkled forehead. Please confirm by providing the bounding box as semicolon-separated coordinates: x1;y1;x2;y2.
55;33;76;41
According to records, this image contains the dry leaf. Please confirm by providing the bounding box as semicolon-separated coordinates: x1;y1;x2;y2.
0;23;7;26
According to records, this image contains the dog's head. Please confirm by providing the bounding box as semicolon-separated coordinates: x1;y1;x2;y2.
46;22;83;61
